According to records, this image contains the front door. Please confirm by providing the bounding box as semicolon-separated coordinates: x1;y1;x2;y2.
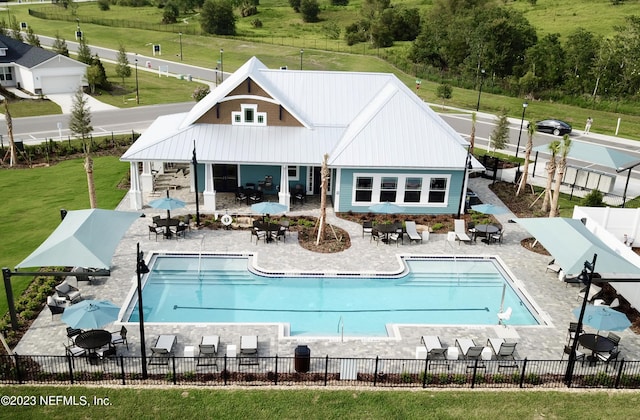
213;164;238;192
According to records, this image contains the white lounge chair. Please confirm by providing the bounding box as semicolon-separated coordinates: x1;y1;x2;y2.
487;338;518;368
454;219;472;244
420;335;447;359
546;259;562;273
455;338;485;362
239;335;259;365
198;335;220;367
149;334;177;365
405;221;423;244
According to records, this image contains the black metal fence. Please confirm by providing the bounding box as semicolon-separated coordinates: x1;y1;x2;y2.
3;354;640;389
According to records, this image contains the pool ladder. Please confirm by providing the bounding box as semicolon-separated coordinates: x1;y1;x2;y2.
337;316;344;342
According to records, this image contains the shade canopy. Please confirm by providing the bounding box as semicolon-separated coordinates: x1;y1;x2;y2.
534;140;640;172
368;202;405;214
251;202;288;215
572;305;631;332
62;299;120;329
471;203;509;215
16;209;141;270
515;217;640;276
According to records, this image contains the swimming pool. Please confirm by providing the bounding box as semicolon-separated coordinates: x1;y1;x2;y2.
124;254;541;336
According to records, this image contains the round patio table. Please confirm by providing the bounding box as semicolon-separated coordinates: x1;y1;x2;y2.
578;333;615;353
473;224;499;243
74;329;112;351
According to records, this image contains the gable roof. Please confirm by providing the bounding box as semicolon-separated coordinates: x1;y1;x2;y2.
0;35;57;68
122;57;469;169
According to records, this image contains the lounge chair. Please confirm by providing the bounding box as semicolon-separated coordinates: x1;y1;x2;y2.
47;295;66;319
454;219;472;244
72;266;93;284
149;334;177;365
197;335;220;367
239;335;259;365
546;259;562;273
455;338;486;364
497;307;512;326
111;326;128;349
578;284;602;302
405;221;423;244
487;338;518;368
55;281;82;303
420;335;448;364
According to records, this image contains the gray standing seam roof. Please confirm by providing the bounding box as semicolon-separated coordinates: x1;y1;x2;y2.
0;34;57;68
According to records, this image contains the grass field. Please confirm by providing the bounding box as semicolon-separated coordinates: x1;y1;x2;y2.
1;386;640;418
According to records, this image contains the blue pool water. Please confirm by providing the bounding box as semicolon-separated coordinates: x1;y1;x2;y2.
126;255;539;336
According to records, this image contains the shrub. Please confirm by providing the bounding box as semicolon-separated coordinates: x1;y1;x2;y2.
97;0;110;10
251;18;263;28
582;189;605;207
300;0;319;23
431;222;443;231
192;86;210;102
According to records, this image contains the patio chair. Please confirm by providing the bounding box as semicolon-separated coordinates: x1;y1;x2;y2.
249;190;263;204
487;338;518;368
55;281;82;303
607;332;621;351
274;226;286;242
371;229;384;246
578;284;602;302
567;322;583;345
251;228;266;244
64;342;86;358
149;334;177;365
293;184;305;205
387;231;401;247
66;327;82;344
72;266;93;284
362;221;373;238
421;336;447;359
148;225;163;241
235;188;248;205
197;335;220;367
453;219;472;244
152;215;161;225
47;295;66;319
456;338;486;367
111;326;129;350
172;224;188;239
239;335;259;365
490;229;504;245
596;349;621;371
546;259;562;274
562;345;585;365
405;221;422;244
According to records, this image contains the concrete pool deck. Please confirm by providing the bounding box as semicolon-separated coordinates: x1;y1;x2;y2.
13;177;640;363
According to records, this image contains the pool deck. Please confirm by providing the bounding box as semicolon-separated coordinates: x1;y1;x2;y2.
14;177;640;363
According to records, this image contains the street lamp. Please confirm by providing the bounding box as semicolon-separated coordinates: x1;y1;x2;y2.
178;32;183;61
134;56;139;105
564;254;598;386
136;243;150;379
220;49;224;83
192;141;200;226
515;101;528;159
300;49;303;70
476;69;486;112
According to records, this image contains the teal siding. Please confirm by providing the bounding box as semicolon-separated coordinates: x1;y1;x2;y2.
238;165;308;193
338;168;464;215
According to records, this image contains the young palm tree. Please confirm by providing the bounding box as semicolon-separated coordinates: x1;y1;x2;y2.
316;153;329;245
541;140;560;213
549;135;572;217
2;97;17;167
516;123;536;196
469;112;477;154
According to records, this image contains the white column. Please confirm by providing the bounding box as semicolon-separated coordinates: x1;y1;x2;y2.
203;163;217;211
128;162;143;210
140;161;154;192
279;165;291;211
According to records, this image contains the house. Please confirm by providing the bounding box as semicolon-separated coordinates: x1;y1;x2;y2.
0;35;88;95
121;57;481;214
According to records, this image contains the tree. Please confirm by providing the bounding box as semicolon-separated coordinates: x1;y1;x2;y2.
52;32;69;57
436;83;452;109
289;0;301;12
300;0;320;23
2;97;17;167
68;88;97;209
489;112;509;155
86;55;110;93
541;140;560;213
523;33;566;91
25;26;40;47
200;0;237;35
115;43;131;86
77;36;92;65
162;1;179;24
469;112;477;155
192;86;210;102
516;122;536;196
549;135;571;217
9;16;23;42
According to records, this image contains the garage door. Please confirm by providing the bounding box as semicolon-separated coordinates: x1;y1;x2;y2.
40;76;82;94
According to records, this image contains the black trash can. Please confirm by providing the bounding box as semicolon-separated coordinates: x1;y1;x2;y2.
294;345;310;373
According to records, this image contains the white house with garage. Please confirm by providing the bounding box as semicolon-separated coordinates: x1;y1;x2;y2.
0;35;87;95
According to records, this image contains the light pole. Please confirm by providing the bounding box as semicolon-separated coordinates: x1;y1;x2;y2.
136;243;150;379
134;56;139;104
515;101;528;159
564;254;597;386
192;141;200;226
220;49;224;83
476;69;486;112
178;32;183;61
300;49;303;70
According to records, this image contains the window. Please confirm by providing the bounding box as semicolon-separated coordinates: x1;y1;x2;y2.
404;178;422;203
232;104;266;126
287;166;299;181
379;177;397;202
428;178;447;203
0;67;12;81
355;177;373;202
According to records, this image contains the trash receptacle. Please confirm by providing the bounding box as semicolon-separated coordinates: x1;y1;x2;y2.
294;345;310;373
187;74;192;82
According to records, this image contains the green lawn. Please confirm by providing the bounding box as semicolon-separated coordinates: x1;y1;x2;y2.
1;387;639;418
0;156;129;315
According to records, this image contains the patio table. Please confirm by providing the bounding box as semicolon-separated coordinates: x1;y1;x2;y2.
156;218;180;238
74;329;112;352
578;333;615;364
473;224;499;243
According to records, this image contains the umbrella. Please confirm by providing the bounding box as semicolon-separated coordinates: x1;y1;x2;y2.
16;209;141;270
368;202;405;214
148;190;186;221
61;299;120;329
471;203;509;215
572;305;631;333
251;201;288;216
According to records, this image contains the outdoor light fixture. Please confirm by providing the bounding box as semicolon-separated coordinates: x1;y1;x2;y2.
516;101;528;159
476;69;486;112
219;49;224;83
178;32;183;61
136;243;150;379
134;56;139;105
192;141;200;226
300;49;304;70
564;254;597;386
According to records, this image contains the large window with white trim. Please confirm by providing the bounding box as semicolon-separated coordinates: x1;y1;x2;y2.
232;104;266;126
287;166;299;181
0;67;13;81
352;173;450;206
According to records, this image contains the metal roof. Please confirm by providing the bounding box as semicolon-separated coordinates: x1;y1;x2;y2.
533;140;640;172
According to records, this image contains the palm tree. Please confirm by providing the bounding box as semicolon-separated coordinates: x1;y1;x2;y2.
549;135;572;217
541;140;560;213
315;153;329;245
516;123;536;196
469;112;477;154
2;97;17;167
